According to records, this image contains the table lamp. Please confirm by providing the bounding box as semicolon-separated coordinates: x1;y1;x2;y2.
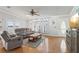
69;17;79;29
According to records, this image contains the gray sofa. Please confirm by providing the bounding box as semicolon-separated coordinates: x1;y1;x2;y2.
1;31;23;50
15;28;34;39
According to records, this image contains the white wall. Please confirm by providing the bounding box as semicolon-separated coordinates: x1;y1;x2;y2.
28;15;70;36
0;11;28;34
5;18;27;34
47;16;70;36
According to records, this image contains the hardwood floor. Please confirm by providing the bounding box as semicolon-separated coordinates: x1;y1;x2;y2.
0;36;69;53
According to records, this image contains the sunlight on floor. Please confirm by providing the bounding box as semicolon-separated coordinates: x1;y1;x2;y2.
37;37;49;52
60;39;67;53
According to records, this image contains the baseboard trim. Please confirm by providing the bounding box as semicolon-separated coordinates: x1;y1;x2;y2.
43;34;66;38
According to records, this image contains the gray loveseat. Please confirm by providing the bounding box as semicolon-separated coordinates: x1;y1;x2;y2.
15;28;34;39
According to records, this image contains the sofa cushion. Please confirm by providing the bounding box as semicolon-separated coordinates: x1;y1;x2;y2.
15;28;34;36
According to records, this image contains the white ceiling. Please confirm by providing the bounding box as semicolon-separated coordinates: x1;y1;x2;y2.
0;6;73;19
17;6;73;15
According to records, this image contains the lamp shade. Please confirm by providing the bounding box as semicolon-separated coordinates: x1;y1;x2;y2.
69;17;79;29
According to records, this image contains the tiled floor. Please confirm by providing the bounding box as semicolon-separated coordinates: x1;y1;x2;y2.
0;36;69;53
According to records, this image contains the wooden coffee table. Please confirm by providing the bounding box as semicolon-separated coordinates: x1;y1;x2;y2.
28;33;42;42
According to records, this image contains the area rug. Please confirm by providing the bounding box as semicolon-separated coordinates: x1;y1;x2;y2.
27;37;44;48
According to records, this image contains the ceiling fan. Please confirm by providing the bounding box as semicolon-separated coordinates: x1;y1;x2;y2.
30;9;39;16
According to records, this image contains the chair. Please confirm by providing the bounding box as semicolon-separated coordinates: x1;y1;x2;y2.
1;31;23;50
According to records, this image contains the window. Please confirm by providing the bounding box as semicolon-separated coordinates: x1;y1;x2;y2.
7;21;14;27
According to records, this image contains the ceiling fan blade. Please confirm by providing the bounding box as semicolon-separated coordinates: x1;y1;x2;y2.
26;9;40;16
34;13;40;16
